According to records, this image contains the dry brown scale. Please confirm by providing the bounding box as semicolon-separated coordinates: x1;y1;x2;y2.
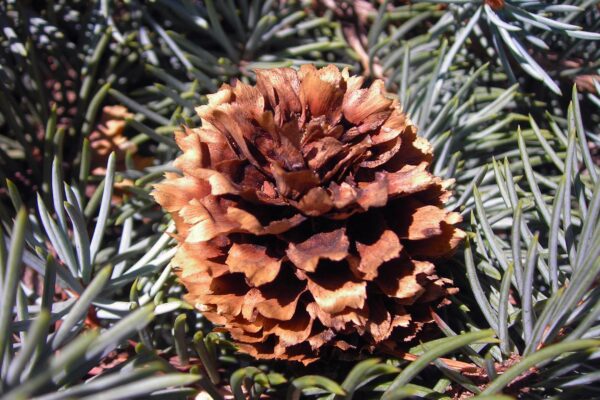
153;65;465;364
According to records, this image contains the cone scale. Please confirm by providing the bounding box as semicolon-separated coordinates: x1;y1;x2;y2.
153;65;465;364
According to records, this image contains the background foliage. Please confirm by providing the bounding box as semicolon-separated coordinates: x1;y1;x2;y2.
0;0;599;399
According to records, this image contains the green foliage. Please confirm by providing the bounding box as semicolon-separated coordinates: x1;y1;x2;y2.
422;0;600;94
0;0;599;399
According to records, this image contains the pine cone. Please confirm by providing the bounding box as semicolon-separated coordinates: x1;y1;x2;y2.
485;0;505;10
153;65;465;364
89;105;153;174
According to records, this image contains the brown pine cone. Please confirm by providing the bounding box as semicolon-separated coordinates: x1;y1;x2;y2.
89;105;153;174
153;65;465;364
485;0;505;10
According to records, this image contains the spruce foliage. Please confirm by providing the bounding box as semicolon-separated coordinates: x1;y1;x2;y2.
0;1;599;398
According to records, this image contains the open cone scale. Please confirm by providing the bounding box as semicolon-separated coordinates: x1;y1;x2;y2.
153;65;465;364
